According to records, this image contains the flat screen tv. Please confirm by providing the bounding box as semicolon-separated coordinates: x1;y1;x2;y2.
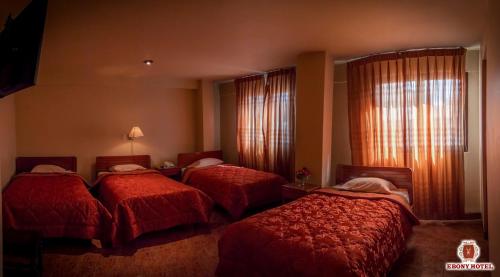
0;0;47;98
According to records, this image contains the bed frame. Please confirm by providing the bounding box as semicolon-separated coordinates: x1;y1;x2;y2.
95;155;151;174
336;164;413;204
177;150;223;168
16;157;77;174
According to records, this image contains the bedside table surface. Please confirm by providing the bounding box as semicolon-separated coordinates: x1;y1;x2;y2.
283;182;320;192
155;167;182;181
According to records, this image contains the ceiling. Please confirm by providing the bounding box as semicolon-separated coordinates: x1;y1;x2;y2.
2;0;488;84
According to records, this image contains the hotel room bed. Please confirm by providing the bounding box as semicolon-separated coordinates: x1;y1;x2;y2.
216;165;419;277
94;155;213;246
179;151;287;219
2;157;112;242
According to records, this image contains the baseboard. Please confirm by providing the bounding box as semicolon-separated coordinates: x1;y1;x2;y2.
462;212;482;220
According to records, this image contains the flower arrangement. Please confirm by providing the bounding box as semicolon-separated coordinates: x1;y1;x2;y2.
296;167;311;184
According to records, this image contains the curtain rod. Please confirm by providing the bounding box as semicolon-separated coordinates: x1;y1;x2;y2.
218;46;468;84
217;66;296;84
339;46;465;64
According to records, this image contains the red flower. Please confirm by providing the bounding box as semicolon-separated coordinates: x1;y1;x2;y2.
296;167;311;178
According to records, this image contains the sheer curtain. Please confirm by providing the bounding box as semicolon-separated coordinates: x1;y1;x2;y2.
236;75;266;171
264;69;296;180
347;48;466;219
236;68;296;179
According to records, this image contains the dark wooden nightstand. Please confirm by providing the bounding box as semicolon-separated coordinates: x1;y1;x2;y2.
282;182;321;202
156;167;182;181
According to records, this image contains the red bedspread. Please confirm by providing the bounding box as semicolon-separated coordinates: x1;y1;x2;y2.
217;188;419;277
95;170;213;246
2;173;112;241
183;165;286;218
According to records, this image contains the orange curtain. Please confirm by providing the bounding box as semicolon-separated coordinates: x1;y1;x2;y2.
236;68;296;179
236;75;266;171
347;48;466;219
264;69;296;180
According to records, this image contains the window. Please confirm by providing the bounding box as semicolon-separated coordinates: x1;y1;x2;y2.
348;48;466;219
236;68;296;179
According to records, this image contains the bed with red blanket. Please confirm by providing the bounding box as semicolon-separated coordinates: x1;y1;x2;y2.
94;155;213;246
2;157;112;242
179;151;287;219
216;165;419;277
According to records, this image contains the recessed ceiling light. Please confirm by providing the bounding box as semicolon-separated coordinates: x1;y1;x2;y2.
144;59;153;66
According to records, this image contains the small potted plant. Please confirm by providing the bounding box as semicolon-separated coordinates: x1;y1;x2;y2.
295;167;311;187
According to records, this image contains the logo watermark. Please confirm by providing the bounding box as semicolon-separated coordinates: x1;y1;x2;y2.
445;240;495;271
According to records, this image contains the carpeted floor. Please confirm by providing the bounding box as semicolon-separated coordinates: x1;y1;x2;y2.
390;220;489;277
40;211;489;277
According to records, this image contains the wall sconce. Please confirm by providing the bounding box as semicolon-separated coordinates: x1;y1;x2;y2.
128;126;144;154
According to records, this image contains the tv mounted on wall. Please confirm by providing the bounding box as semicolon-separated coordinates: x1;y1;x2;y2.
0;0;47;98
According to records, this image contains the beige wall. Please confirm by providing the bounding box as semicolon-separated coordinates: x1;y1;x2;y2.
485;0;500;273
0;94;16;274
1;4;28;274
218;82;238;164
15;85;198;181
0;94;17;188
0;94;17;277
197;80;218;151
296;52;333;186
464;49;482;214
322;55;334;186
331;63;352;183
11;0;200;181
214;84;221;151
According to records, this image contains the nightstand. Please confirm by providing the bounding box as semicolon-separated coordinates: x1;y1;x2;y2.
282;182;321;202
156;167;182;181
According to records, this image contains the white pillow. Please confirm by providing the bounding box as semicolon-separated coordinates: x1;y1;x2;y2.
109;164;146;172
31;164;70;173
186;158;224;169
391;189;410;204
334;177;396;195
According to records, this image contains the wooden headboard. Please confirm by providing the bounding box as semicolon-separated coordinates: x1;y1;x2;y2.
336;164;413;204
95;155;151;173
16;156;77;174
177;150;223;168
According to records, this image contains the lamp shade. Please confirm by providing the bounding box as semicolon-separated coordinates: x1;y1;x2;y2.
128;126;144;139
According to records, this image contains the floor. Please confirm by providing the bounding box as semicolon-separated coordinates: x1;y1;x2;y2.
40;211;489;277
390;220;489;277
